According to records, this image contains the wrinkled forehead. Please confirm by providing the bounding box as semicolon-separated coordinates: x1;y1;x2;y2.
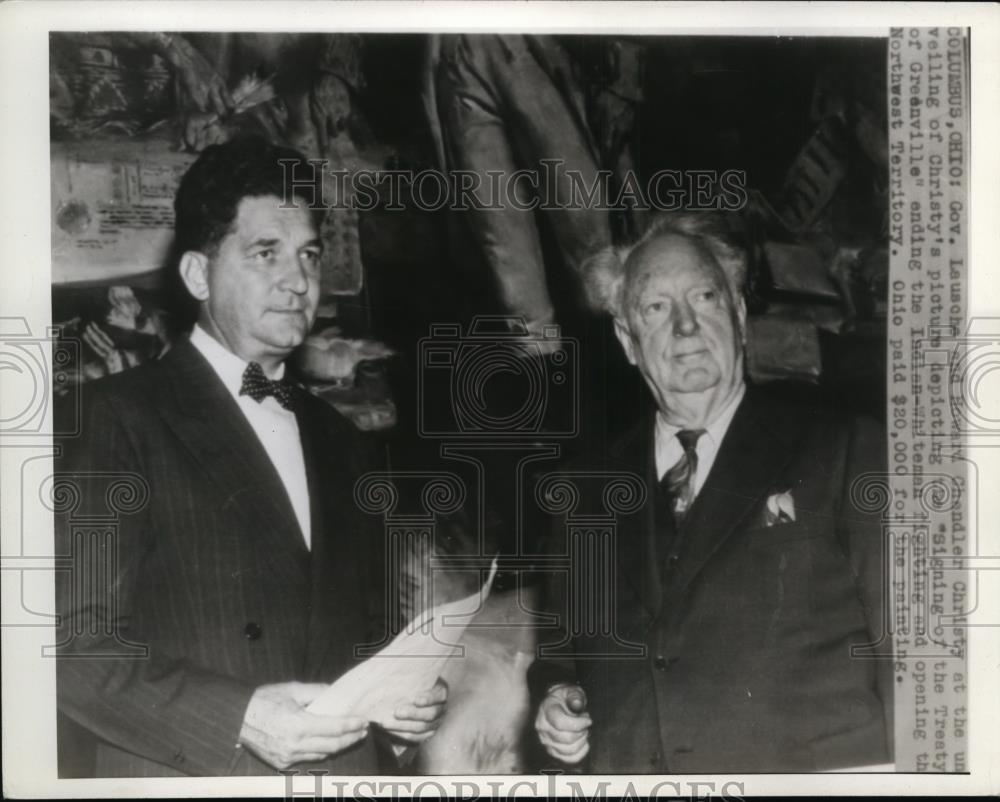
623;233;727;307
231;194;320;239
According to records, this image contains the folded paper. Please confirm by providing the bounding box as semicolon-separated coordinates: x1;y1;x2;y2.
307;559;499;730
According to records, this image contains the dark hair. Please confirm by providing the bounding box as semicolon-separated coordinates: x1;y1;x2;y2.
173;135;323;257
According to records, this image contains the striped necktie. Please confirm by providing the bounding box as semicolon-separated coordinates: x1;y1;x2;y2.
660;428;705;524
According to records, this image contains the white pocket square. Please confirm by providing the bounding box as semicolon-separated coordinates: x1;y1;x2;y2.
764;490;796;526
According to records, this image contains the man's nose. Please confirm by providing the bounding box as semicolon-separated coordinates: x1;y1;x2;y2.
278;256;310;295
672;302;699;337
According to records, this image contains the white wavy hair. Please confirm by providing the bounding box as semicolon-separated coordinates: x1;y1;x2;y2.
582;211;749;319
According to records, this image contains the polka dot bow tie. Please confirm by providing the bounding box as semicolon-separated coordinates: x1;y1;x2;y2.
239;361;298;411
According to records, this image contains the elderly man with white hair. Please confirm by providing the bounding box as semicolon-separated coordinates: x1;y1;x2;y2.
530;210;893;773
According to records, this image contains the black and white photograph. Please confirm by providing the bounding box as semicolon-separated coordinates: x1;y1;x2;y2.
1;2;998;798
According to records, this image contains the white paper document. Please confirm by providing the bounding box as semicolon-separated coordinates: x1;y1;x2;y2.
307;559;498;727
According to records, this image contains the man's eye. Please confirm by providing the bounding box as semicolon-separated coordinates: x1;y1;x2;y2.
693;289;718;304
643;301;665;316
300;250;322;269
251;248;275;263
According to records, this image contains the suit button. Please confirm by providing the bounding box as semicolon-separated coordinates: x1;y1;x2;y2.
649;752;658;767
173;750;186;764
654;655;667;671
243;622;262;641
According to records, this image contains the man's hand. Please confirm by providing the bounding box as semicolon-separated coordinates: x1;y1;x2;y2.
238;682;369;770
535;684;592;764
82;322;125;375
381;678;448;745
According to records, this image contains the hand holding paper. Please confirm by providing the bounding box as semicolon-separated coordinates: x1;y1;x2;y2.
381;678;449;745
238;682;369;770
307;560;498;739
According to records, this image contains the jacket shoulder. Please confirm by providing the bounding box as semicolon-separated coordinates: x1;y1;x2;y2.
62;359;173;438
747;385;887;487
298;389;357;432
80;359;163;403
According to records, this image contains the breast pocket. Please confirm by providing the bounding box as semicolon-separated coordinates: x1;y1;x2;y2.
741;520;823;549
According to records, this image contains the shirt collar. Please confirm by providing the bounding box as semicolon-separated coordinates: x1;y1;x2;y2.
655;382;746;452
189;324;285;399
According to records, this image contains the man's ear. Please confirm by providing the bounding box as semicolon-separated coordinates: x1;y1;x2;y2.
613;315;638;366
178;251;210;302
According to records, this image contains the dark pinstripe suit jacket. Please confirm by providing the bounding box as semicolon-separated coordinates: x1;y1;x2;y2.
54;338;387;777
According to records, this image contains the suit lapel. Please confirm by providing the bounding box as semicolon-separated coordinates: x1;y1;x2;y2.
609;416;663;619
156;340;309;587
665;388;806;602
295;397;357;678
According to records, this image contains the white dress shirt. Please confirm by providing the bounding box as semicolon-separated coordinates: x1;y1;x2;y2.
190;325;312;549
654;383;746;497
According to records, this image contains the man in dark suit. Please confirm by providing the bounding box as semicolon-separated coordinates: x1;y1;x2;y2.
531;211;892;773
54;136;446;777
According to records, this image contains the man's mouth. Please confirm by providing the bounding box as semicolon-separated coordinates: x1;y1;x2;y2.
673;348;708;361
